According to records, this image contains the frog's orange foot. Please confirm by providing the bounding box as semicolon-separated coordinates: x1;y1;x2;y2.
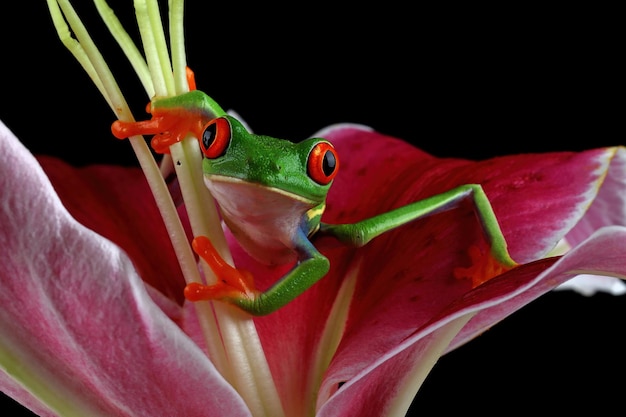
111;113;194;154
112;116;164;139
453;243;517;288
185;278;257;303
111;67;202;153
185;236;258;302
150;128;190;154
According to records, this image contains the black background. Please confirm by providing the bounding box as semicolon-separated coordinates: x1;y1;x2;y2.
1;1;624;415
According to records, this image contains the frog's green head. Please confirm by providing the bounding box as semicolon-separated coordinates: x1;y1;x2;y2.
199;115;339;205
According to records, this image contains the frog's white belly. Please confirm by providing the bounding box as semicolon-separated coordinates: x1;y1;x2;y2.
205;175;318;265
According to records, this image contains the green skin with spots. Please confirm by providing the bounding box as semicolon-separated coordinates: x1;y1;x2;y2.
145;91;517;315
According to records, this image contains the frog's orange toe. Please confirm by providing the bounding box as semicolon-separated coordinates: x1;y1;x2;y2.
184;282;217;302
184;281;256;302
111;117;167;139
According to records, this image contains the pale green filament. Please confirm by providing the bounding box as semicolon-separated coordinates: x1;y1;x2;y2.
93;0;154;97
45;1;285;416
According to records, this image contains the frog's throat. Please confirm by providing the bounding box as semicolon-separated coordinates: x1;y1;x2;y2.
204;174;319;206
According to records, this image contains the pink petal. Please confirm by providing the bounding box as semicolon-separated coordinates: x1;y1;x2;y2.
448;226;626;350
322;125;621;364
565;147;626;246
0;121;251;416
323;125;622;263
246;124;624;414
317;227;626;417
36;156;187;305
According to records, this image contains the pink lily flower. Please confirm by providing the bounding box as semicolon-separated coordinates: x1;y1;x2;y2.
1;114;625;416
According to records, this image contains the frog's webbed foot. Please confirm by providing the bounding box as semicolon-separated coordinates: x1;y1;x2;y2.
184;236;259;304
453;242;517;288
111;103;207;154
110;67;214;154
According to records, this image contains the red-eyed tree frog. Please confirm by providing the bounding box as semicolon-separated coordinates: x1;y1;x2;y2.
112;89;518;316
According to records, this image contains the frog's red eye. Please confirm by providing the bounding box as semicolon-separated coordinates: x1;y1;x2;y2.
307;141;339;185
200;117;231;158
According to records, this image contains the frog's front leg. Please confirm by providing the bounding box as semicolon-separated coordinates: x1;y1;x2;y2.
111;90;226;153
186;230;330;316
320;184;518;284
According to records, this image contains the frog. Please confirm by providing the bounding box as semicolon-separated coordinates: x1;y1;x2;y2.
112;86;517;316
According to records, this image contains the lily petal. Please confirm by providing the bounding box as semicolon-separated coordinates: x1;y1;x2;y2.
571;142;626;230
317;227;626;417
321;125;623;262
244;124;625;415
35;156;187;306
0;121;251;416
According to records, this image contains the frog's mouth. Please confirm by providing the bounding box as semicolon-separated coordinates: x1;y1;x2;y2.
203;174;319;231
204;174;318;206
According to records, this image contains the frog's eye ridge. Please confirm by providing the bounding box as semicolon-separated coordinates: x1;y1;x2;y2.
200;117;231;158
307;141;339;185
